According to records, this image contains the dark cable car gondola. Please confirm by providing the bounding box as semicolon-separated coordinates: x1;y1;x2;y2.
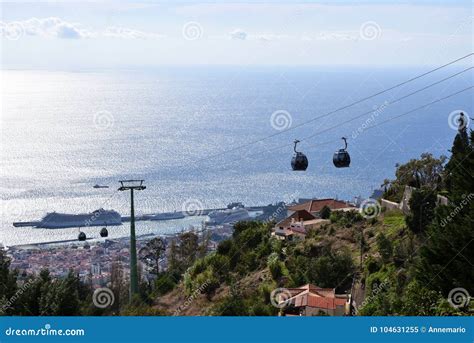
333;137;351;168
78;231;87;241
291;140;308;171
100;227;108;238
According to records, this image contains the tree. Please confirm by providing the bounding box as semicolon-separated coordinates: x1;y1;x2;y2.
0;250;18;315
179;232;199;269
383;153;446;202
417;202;474;297
17;269;51;316
167;238;180;275
305;249;355;291
401;280;443;315
140;237;166;275
39;270;80;316
110;260;127;313
357;230;369;253
198;228;211;259
213;284;248;316
405;187;437;234
444;117;473;201
58;271;81;315
320;205;331;219
416;126;474;299
166;232;200;278
376;233;393;263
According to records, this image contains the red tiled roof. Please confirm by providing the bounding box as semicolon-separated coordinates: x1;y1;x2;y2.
286;284;347;310
306;295;346;309
288;199;355;213
276;209;315;227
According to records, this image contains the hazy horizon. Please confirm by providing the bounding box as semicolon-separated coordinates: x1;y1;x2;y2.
1;1;472;69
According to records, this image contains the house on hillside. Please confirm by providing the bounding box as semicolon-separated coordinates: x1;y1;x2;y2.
287;198;356;218
271;209;329;240
278;284;350;316
277;209;316;226
272;221;307;241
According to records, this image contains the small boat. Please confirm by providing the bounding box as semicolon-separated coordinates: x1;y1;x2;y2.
93;184;109;189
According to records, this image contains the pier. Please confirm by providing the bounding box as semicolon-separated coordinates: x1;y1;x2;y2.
12;206;271;228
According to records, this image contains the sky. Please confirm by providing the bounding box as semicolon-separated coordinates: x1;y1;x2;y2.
0;1;472;69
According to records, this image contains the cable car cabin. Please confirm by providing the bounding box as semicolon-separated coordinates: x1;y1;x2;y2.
333;137;351;168
291;140;308;171
333;149;351;167
292;152;308;171
100;227;108;238
78;232;87;241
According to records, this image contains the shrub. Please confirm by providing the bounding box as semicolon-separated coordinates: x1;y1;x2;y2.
217;240;233;256
376;233;393;263
320;206;331;219
154;273;177;295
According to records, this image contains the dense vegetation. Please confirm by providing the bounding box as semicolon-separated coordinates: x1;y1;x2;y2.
1;125;472;316
361;125;474;315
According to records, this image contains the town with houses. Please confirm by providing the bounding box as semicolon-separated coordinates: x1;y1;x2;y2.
4;186;448;316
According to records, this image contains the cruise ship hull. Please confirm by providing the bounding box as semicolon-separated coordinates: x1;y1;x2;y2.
34;209;122;229
35;221;123;229
205;208;250;225
149;212;186;221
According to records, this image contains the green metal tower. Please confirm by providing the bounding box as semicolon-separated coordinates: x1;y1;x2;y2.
118;180;146;300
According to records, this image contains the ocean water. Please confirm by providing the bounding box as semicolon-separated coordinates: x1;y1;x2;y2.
1;66;472;246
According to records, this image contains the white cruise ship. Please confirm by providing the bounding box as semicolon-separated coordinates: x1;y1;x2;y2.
36;209;122;229
205;208;250;225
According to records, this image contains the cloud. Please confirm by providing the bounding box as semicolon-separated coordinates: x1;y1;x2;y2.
229;28;247;40
56;23;83;39
21;17;92;39
0;17;163;40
